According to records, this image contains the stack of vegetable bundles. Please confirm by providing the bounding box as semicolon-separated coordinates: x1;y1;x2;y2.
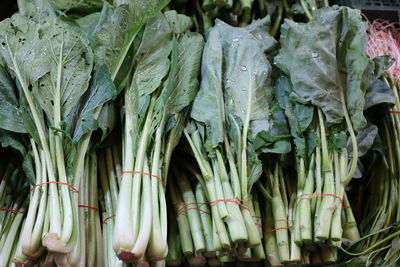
0;0;399;266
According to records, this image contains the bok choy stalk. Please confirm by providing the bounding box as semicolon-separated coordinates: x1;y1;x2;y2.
113;11;204;262
275;6;391;247
0;164;28;266
98;144;129;267
65;153;103;267
185;16;278;250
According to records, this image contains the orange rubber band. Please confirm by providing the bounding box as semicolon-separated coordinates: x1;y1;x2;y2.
0;208;26;214
78;205;99;212
30;181;79;193
121;171;165;187
210;198;250;210
102;215;116;225
265;226;292;234
177;207;211;216
299;193;342;202
176;202;209;216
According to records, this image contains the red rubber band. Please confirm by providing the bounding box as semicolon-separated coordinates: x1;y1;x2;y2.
299;193;342;202
121;171;165;187
78;205;99;212
265;226;293;234
255;222;262;228
0;208;26;214
30;181;79;193
177;207;211;216
388;111;400;114
101;215;116;224
342;205;352;209
176;202;208;215
252;215;261;219
210;198;250;210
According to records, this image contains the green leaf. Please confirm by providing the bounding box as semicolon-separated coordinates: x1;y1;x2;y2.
164;10;193;34
364;80;395;110
347;123;378;158
275;7;375;129
0;130;27;156
33;19;94;123
0;65;27;133
330;131;347;150
70;65;117;143
76;12;101;42
191;26;225;148
192;17;276;148
163;33;204;118
152;14;204;130
93;0;171;80
247;144;263;192
132;13;173;97
22;151;36;185
50;0;103;13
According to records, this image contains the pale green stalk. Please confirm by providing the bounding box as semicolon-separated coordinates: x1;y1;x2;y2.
148;125;167;260
131;157;152;258
299;154;315;243
169;179;193;255
175;168;206;252
194;183;213;253
21;142;47;260
271;166;290;263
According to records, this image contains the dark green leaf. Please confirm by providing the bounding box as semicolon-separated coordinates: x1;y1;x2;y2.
70;65;117;143
364;80;395;110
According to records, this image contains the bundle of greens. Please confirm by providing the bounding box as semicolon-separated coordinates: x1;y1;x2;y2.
0;0;170;262
337;19;400;266
273;5;393;264
0;0;114;257
113;11;204;262
183;15;290;260
0;157;29;266
64;152;103;266
98;144;128;267
166;162;266;264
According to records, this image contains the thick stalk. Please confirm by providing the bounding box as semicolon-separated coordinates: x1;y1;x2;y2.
6;37;62;248
272;165;290;263
148;125;167;260
299;154;315;243
264;201;282;267
169;179;193;255
175;168;206;252
131;157;152;259
114;97;155;261
194;184;213;253
22;143;46;259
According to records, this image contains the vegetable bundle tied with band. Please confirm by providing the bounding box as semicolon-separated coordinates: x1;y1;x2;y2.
184;16;289;255
272;5;393;263
113;11;204;262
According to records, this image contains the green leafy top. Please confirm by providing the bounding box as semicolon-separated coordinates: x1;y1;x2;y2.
191;17;277;148
275;6;390;130
275;6;393;160
125;11;204;157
